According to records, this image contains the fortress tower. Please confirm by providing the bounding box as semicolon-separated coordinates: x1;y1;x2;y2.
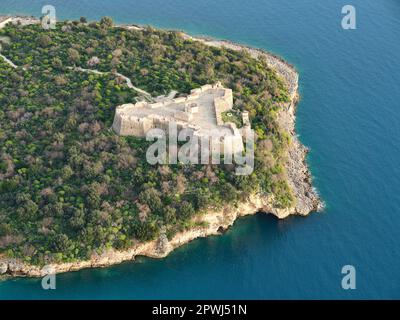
112;82;250;155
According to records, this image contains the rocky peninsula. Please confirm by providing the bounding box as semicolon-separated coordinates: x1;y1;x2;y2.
0;17;322;277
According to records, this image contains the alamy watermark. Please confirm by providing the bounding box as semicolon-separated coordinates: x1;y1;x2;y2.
342;5;356;30
341;265;356;290
41;265;56;290
145;123;254;176
41;5;56;30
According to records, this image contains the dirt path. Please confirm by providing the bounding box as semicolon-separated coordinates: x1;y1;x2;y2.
0;53;17;68
69;66;151;97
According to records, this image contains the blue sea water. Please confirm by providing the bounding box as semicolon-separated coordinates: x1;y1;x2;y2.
0;0;399;299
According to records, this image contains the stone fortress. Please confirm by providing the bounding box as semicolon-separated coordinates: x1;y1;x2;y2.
112;82;251;155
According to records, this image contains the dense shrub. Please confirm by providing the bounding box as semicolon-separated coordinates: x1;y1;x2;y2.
0;18;293;265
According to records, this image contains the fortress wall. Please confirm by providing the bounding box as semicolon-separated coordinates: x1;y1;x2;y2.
201;84;213;91
186;93;199;101
167;85;229;109
191;88;202;95
223;122;244;154
117;116;152;136
135;101;148;108
112;113;123;134
188;105;199;113
190;84;213;95
113;84;243;156
193;132;224;162
174;111;193;122
214;88;234;126
231;135;245;154
150;102;164;109
242;111;250;127
152;117;172;133
177;121;191;132
192;125;243;159
119;116;135;136
142;117;154;134
215;89;233;113
173;97;186;104
215;112;223;126
212;81;223;89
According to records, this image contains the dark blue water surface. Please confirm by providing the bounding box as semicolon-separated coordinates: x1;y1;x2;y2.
0;0;399;299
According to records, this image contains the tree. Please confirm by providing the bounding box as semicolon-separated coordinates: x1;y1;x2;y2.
52;57;63;69
177;201;195;220
138;188;162;214
54;75;68;86
163;206;176;223
70;208;86;230
100;17;113;28
52;234;70;252
38;35;51;47
68;48;80;65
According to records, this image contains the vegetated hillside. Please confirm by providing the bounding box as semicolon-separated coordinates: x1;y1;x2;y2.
0;17;293;265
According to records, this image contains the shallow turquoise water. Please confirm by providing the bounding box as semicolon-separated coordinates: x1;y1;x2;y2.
0;0;399;299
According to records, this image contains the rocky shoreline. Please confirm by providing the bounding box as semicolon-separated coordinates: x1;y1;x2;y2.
0;19;322;278
183;34;323;216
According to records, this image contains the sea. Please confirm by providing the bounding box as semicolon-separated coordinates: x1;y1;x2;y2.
0;0;399;299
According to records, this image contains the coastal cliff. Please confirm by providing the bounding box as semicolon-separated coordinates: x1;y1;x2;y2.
187;35;322;216
0;20;322;278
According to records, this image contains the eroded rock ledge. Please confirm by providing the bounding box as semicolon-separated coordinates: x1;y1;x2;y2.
0;26;322;278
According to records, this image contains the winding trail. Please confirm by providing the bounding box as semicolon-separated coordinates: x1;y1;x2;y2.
0;16;33;70
0;53;17;68
115;71;151;97
0;56;151;96
0;17;150;97
68;66;151;97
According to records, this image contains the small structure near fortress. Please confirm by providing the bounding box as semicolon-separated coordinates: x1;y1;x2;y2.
112;82;251;155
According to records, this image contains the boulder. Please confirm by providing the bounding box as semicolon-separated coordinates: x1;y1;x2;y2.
0;262;7;274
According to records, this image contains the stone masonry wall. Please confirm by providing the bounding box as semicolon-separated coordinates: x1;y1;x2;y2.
112;82;234;137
